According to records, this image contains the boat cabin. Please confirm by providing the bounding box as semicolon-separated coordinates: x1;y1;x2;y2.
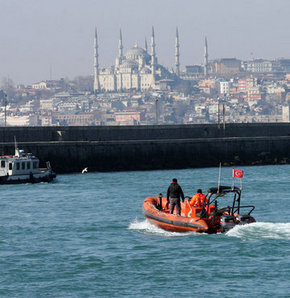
0;149;40;177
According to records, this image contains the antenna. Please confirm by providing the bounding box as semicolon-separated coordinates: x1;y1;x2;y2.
4;91;7;127
50;64;52;80
217;103;220;129
155;99;158;125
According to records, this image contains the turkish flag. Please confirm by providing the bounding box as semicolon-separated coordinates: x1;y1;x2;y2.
233;169;244;178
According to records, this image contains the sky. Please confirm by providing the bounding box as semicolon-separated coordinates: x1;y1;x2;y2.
0;0;289;85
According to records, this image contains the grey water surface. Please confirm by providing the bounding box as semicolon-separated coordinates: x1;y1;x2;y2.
1;165;290;297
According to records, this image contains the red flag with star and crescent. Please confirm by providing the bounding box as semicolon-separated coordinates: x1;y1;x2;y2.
233;169;244;178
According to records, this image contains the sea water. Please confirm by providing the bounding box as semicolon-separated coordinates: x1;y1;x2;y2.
0;165;289;297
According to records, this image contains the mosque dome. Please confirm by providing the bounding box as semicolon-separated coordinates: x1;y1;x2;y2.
120;59;138;69
124;43;150;62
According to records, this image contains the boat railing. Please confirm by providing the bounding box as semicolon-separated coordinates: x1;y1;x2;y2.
233;205;255;215
157;193;163;210
39;167;50;173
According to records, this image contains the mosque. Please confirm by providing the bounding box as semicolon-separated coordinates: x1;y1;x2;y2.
93;27;181;93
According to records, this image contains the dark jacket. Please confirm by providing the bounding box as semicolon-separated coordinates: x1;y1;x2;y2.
167;182;185;202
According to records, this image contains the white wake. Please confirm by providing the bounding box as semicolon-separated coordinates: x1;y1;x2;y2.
226;222;290;240
128;218;200;237
129;219;290;240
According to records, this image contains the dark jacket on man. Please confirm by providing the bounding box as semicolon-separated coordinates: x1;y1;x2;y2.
167;180;185;215
167;182;185;202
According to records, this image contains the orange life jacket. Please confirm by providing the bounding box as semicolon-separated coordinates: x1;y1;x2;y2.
189;193;207;207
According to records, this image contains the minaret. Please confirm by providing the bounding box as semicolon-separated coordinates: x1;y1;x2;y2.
151;26;156;81
118;28;123;60
93;27;100;93
175;27;180;76
204;37;208;78
144;37;148;52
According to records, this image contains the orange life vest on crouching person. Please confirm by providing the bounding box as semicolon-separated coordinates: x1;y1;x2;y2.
189;193;207;207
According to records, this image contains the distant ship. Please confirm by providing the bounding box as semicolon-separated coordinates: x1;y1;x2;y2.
0;144;56;184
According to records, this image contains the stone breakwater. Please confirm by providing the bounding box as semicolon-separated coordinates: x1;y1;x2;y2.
0;123;290;173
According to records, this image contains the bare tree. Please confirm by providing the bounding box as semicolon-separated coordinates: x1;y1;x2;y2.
1;77;16;100
72;75;93;92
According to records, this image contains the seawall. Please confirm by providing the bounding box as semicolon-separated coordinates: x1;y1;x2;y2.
0;123;290;173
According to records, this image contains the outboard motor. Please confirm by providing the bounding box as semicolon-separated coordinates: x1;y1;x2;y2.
236;214;256;225
220;215;236;232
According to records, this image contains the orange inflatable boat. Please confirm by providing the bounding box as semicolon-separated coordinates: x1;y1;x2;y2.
143;186;256;233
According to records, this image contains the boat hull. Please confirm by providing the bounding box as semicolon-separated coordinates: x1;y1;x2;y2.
0;170;56;184
143;195;256;233
143;196;214;233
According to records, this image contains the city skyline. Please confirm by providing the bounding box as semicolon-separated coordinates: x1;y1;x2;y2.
0;0;289;85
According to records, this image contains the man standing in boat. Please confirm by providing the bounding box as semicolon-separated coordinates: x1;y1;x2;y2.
167;178;185;216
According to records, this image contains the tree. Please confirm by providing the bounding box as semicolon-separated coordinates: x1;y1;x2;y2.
72;75;93;92
0;89;7;106
1;77;16;100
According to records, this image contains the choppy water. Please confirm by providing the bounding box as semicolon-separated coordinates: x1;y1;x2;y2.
1;165;289;297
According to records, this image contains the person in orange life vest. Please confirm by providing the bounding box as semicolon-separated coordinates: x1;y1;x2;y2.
189;189;207;207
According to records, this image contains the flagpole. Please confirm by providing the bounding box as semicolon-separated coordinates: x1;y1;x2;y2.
232;168;235;190
217;162;221;194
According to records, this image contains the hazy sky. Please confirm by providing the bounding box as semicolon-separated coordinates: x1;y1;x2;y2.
0;0;289;85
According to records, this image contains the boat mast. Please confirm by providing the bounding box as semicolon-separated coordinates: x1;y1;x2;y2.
14;136;19;157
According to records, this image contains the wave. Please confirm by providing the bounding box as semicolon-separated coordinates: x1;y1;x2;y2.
128;218;199;237
226;222;290;240
129;219;290;240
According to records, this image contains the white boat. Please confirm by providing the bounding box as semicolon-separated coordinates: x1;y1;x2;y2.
0;146;56;184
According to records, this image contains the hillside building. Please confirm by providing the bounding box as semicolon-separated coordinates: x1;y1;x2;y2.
210;58;241;74
244;59;273;73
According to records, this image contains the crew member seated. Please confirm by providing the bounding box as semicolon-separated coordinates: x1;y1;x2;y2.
189;189;207;207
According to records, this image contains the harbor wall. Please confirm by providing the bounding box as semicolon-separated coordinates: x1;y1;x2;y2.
0;123;290;173
1;123;290;142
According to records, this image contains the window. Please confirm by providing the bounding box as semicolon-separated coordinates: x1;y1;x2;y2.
27;162;30;170
33;161;38;169
9;163;12;170
1;160;5;168
16;162;20;170
22;162;25;170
